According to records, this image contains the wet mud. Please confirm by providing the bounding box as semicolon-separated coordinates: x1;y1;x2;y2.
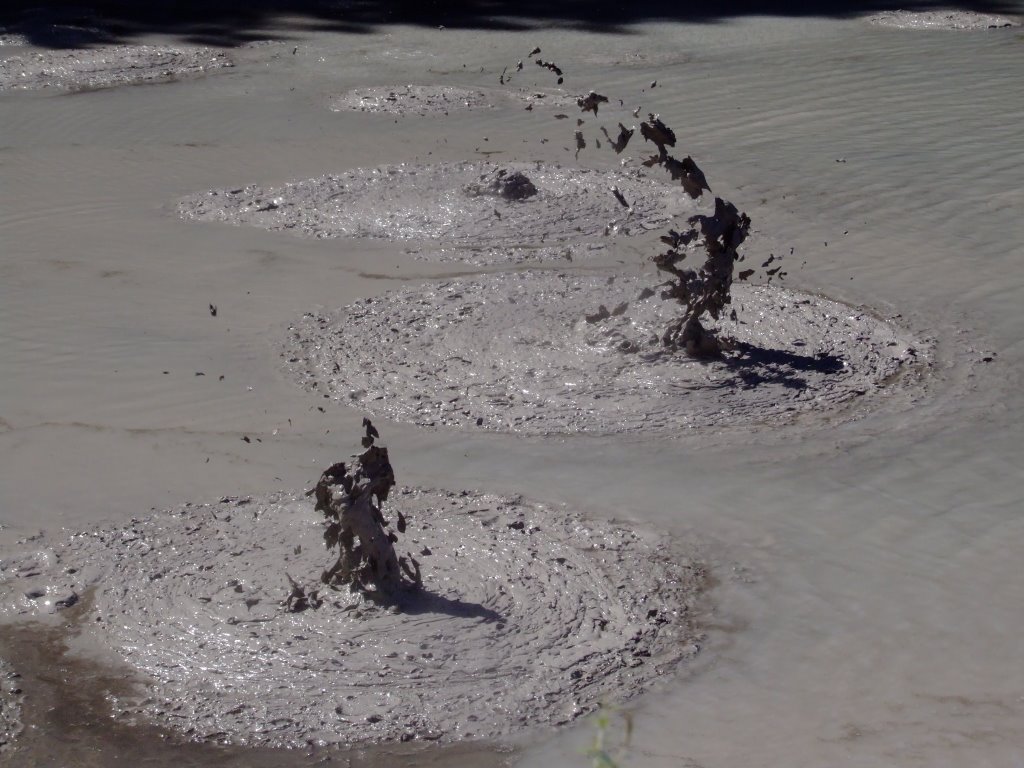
284;271;927;436
0;657;22;753
177;161;690;264
0;490;703;749
0;44;232;91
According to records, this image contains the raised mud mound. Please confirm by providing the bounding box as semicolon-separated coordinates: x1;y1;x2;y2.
864;11;1019;29
0;491;702;748
178;162;689;263
0;658;22;752
331;85;577;116
285;272;926;435
0;45;232;91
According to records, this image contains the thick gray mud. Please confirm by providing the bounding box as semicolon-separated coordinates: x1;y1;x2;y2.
177;162;690;264
284;272;927;436
0;44;232;91
864;11;1019;29
331;85;577;116
0;490;703;749
0;657;22;752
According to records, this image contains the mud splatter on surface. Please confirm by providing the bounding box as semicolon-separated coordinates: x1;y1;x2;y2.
0;45;232;91
0;491;703;749
177;162;690;263
0;657;22;752
284;272;927;435
864;11;1019;29
331;85;580;116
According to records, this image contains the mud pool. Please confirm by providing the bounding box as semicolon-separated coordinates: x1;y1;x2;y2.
2;7;1024;768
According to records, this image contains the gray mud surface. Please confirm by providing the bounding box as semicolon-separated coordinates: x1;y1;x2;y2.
0;490;703;749
177;162;689;264
285;272;927;436
330;85;576;116
0;45;232;91
864;11;1020;29
0;658;22;752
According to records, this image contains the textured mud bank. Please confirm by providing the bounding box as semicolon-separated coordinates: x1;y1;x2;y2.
0;45;232;91
0;490;703;749
178;162;689;264
864;11;1019;29
0;658;22;752
284;272;927;436
331;85;576;116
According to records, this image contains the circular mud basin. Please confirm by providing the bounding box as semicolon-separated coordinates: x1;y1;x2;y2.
4;491;702;748
285;272;927;435
178;162;689;264
863;11;1019;29
0;45;232;91
330;85;576;116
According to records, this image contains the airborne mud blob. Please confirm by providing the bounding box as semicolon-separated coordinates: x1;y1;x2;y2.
284;271;927;436
0;488;703;748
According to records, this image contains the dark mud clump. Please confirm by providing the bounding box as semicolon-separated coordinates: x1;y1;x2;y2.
464;168;538;202
284;271;928;436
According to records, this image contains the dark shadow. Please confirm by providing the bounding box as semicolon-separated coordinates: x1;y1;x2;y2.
1;0;1020;48
358;585;502;622
722;340;845;391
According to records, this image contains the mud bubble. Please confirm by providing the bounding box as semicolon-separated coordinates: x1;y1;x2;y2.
178;161;690;264
863;11;1019;29
0;491;703;748
0;657;22;752
331;84;579;116
0;45;232;91
284;271;927;436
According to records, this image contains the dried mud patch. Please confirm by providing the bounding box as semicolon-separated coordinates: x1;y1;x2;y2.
0;657;22;752
0;45;233;91
285;272;927;435
863;11;1019;29
178;162;689;264
331;85;577;116
0;492;702;749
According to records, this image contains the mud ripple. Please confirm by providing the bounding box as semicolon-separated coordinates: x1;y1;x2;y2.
331;85;578;115
284;271;927;436
0;491;703;748
178;161;690;263
0;45;233;91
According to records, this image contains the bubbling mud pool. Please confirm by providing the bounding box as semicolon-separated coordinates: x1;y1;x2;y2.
0;44;232;91
863;10;1020;30
177;161;689;264
284;271;928;436
0;489;703;749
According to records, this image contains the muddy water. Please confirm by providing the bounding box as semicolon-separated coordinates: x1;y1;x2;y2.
1;11;1024;768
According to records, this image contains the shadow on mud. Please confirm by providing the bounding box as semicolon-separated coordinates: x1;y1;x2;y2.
724;342;845;392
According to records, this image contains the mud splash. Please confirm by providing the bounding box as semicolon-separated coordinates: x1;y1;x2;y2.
0;45;232;91
177;161;690;263
284;271;926;436
0;490;703;749
864;11;1019;29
